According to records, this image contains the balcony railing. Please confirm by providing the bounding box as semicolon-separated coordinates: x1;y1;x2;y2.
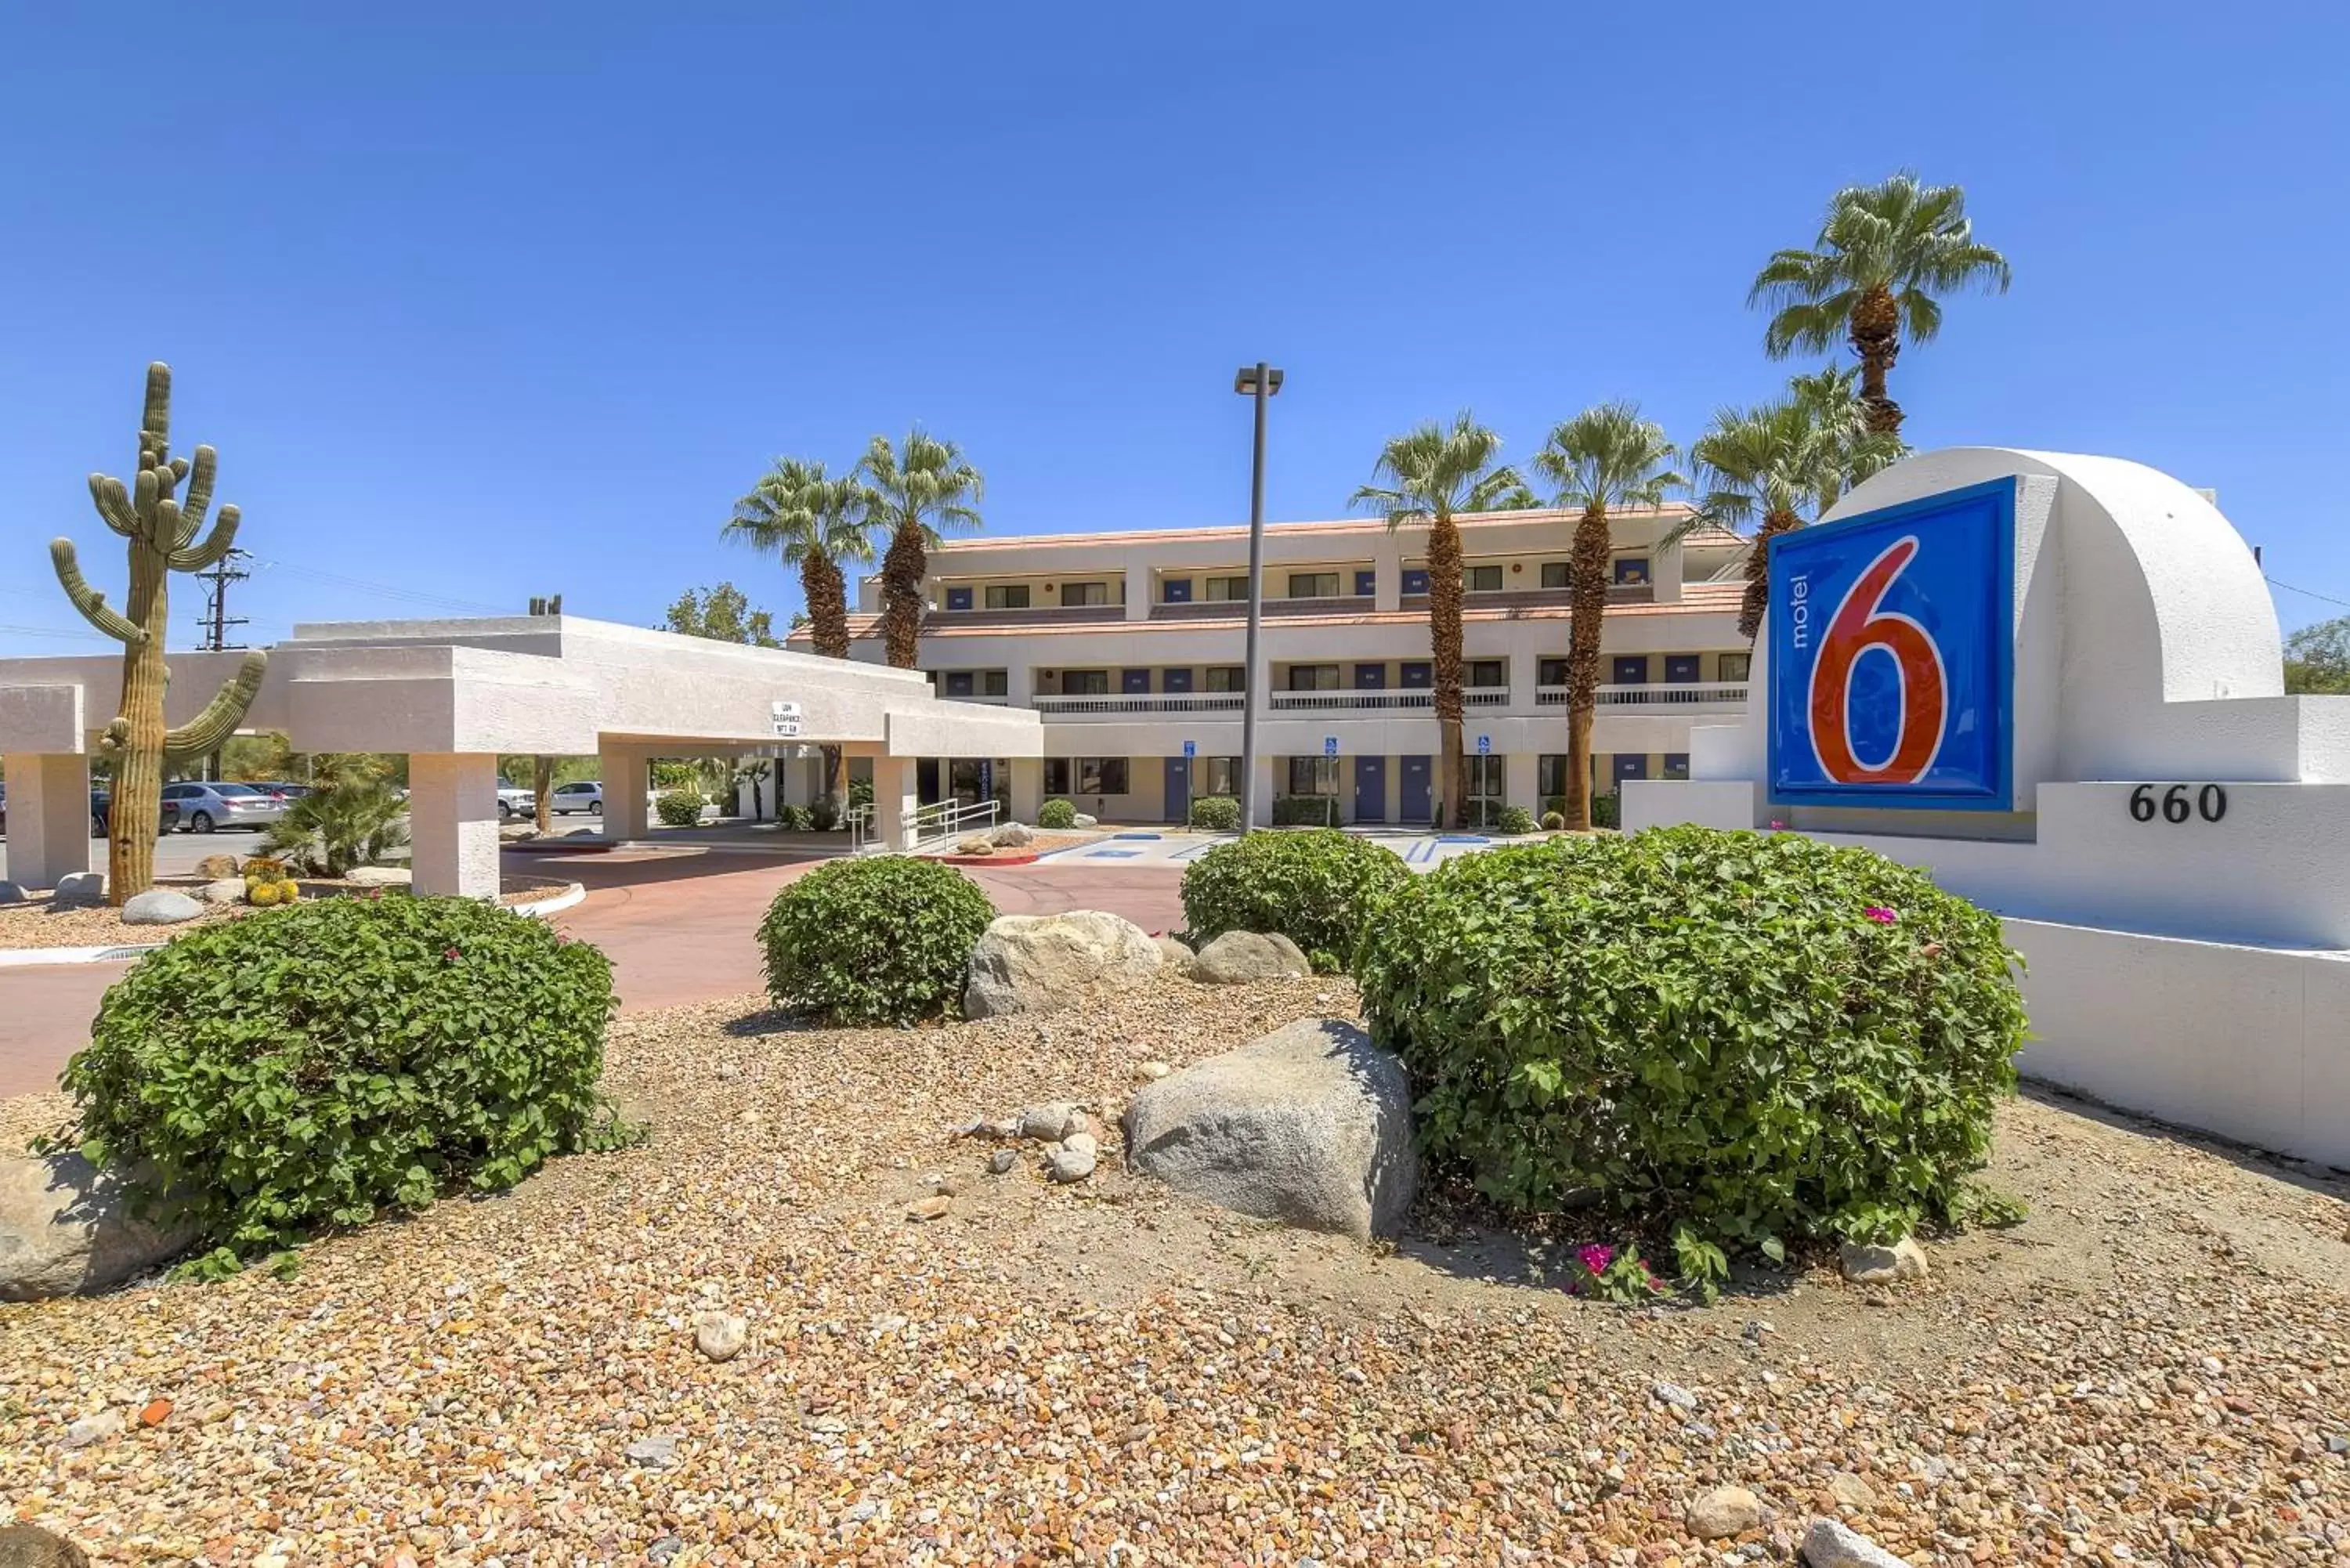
1024;681;1747;721
1536;681;1748;710
1029;692;1247;717
1266;688;1508;712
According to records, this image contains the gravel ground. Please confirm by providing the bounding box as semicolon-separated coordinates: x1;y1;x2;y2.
0;877;579;951
4;976;2348;1565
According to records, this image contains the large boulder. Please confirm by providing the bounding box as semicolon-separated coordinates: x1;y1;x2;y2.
0;880;27;907
0;1154;195;1302
991;822;1036;848
197;878;246;905
1122;1018;1416;1241
0;1524;92;1566
194;853;240;880
345;866;412;888
50;873;105;909
1192;930;1311;985
964;911;1162;1020
119;889;204;926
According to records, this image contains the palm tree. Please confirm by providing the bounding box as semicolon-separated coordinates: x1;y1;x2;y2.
1532;403;1684;830
1749;172;2011;436
1687;370;1904;640
1351;414;1525;829
858;432;984;669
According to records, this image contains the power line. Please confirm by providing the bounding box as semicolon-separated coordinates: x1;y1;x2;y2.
2268;576;2350;612
0;623;112;641
247;555;508;616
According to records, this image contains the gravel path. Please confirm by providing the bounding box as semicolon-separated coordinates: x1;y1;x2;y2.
0;877;575;951
3;977;2346;1564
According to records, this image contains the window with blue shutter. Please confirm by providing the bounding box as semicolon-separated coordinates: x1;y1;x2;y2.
1354;569;1377;597
1401;569;1430;595
945;586;973;612
1162;577;1192;603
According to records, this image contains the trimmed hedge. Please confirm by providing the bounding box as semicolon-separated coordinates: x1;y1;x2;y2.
1540;811;1566;831
757;855;995;1024
655;789;705;827
1354;827;2025;1274
1271;796;1338;828
1180;827;1409;971
1037;798;1078;829
1188;794;1241;831
63;896;621;1265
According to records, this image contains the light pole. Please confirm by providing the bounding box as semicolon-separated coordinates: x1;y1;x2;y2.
1233;363;1283;834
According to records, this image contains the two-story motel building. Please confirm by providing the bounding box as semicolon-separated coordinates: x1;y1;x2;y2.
785;505;1754;827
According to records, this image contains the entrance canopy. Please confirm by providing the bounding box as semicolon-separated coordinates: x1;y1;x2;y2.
0;615;1043;895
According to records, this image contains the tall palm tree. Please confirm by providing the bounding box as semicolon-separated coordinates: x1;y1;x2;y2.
858;431;984;669
1749;172;2011;436
725;457;876;809
1533;403;1684;830
1351;414;1524;829
1687;370;1904;640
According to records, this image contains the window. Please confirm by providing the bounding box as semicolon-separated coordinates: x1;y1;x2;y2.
1200;756;1242;797
1060;669;1109;696
1465;756;1505;804
1287;571;1339;599
1062;581;1111;607
1079;757;1130;795
943;671;974;697
1043;759;1070;795
1613;557;1651;586
1161;576;1192;603
1664;753;1691;780
1538;754;1570;798
1287;664;1341;692
1204;576;1252;602
945;586;974;611
1539;562;1570;589
1719;651;1752;682
980;670;1009;696
1465;565;1504;592
1401;568;1430;595
1538;656;1570;687
1466;659;1506;688
1205;666;1247;692
1287;757;1340;796
985;583;1031;609
1354;569;1377;597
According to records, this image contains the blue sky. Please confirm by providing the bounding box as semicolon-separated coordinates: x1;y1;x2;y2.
3;2;2345;653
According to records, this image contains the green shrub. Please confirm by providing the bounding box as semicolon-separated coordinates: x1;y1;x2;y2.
1354;827;2025;1270
1188;794;1241;832
1592;793;1621;830
777;803;813;832
1038;798;1078;829
757;855;995;1024
1271;796;1338;827
1180;827;1409;970
810;796;840;833
262;757;407;876
655;789;705;827
1495;804;1536;836
63;896;621;1263
1540;811;1566;832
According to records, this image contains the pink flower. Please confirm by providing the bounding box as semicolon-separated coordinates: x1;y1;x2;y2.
1577;1244;1614;1277
1864;906;1897;925
1768;820;1784;830
443;945;462;961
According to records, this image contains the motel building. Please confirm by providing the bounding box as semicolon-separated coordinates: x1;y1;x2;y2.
790;506;1754;827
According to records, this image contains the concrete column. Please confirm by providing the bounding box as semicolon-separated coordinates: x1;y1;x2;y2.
779;752;814;810
1249;752;1278;828
873;754;920;851
1653;538;1686;602
1008;756;1044;825
1506;750;1539;817
409;752;502;900
599;742;649;841
2;752;92;890
1123;551;1151;621
1372;537;1403;612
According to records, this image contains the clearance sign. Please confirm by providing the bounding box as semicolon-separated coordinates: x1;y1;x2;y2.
1766;477;2016;812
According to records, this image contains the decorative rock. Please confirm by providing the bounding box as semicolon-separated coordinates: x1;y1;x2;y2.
1;1153;196;1301
194;853;240;880
50;873;105;909
197;877;246;905
1047;1145;1097;1183
0;1523;92;1566
119;889;205;926
963;911;1163;1020
1152;934;1196;975
1135;1060;1173;1082
345;866;412;887
1061;1131;1099;1161
1800;1518;1911;1566
59;1410;123;1451
953;836;995;856
1838;1236;1929;1285
1653;1380;1700;1409
988;1148;1018;1176
1687;1485;1764;1540
692;1311;747;1362
1824;1472;1877;1510
0;880;27;906
991;822;1035;847
1071;812;1099;829
1191;930;1311;985
905;1195;952;1222
625;1433;679;1467
1018;1102;1088;1143
1122;1018;1416;1241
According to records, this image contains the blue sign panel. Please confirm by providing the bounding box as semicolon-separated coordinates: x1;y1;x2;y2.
1182;739;1196;759
1475;735;1490;756
1766;477;2016;811
1323;735;1340;757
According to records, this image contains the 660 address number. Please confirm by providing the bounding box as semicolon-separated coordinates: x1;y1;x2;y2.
2128;783;2227;824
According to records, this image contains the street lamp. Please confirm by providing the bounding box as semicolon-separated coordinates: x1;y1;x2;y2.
1233;363;1283;834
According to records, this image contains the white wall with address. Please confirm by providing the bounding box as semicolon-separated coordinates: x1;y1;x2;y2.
1625;447;2350;1167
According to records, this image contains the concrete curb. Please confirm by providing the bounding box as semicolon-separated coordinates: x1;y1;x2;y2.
0;881;588;966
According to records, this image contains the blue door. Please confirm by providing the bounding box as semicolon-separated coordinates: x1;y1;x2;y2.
1665;654;1700;684
1163;667;1193;693
1613;753;1649;785
1354;663;1386;689
1400;755;1433;823
1613;656;1649;685
1163;756;1190;823
1354;756;1386;823
1122;669;1151;695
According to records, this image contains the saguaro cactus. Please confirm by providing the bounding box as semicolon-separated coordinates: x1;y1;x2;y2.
52;363;268;905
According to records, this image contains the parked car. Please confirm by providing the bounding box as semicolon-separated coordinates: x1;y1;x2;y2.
251;781;314;804
0;785;174;837
497;785;538;819
161;780;288;834
548;780;602;815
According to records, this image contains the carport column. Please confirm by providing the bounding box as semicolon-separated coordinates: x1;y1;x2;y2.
873;754;920;851
1249;753;1277;828
1;752;92;890
409;753;501;900
779;751;813;811
1007;756;1043;826
1506;751;1539;818
598;743;649;841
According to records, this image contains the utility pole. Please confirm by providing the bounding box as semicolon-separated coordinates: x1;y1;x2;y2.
194;548;252;782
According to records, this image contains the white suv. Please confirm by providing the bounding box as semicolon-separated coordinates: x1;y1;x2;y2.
497;785;538;819
549;781;603;815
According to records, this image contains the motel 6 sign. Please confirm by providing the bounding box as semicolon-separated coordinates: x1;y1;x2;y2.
1767;477;2016;812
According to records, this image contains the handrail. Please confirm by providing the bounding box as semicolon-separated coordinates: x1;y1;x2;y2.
1536;681;1748;709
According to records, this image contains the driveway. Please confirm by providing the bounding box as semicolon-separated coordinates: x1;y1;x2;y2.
0;846;1186;1098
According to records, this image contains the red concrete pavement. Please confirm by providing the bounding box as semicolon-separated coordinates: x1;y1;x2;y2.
0;848;1185;1099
